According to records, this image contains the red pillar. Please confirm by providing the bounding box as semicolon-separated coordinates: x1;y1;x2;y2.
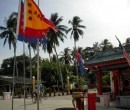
113;77;118;97
97;68;102;95
112;70;119;98
88;93;96;110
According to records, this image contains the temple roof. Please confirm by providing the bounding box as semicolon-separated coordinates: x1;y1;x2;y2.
85;44;130;68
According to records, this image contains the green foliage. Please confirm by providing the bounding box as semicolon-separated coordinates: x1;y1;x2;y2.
15;88;22;96
1;55;30;77
46;87;52;93
78;76;86;87
102;73;110;86
99;39;113;51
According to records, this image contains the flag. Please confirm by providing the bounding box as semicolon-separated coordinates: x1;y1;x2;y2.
24;0;57;36
17;0;57;43
115;35;130;66
16;0;24;41
76;50;85;75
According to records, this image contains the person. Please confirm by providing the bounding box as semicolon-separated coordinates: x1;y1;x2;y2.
33;85;43;103
72;83;84;110
32;85;38;103
40;84;44;93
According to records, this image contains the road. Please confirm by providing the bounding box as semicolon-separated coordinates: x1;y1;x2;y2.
0;94;128;110
0;95;74;110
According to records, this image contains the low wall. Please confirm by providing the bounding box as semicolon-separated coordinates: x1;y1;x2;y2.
96;94;110;106
116;96;130;108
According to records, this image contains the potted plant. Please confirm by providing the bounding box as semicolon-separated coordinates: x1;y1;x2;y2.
25;90;28;98
61;89;65;95
47;88;52;97
18;89;22;98
52;85;57;96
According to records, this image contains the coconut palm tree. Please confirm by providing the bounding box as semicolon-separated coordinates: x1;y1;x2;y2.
59;47;72;65
99;39;113;51
46;13;68;57
28;43;37;80
42;40;53;60
0;12;18;78
67;16;86;76
67;16;86;50
45;13;68;88
0;12;18;110
0;12;17;52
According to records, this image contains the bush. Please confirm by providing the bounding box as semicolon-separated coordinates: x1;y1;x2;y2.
15;88;22;96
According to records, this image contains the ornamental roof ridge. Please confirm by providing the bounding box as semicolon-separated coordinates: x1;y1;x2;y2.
85;44;130;67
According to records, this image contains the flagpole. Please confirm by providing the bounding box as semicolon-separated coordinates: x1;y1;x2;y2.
11;49;16;110
23;0;26;110
11;0;22;109
37;0;40;110
23;40;26;110
35;36;40;109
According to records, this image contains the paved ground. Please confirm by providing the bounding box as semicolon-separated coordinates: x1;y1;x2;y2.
0;95;129;110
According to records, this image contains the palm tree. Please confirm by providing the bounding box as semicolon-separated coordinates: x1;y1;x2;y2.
46;13;68;57
0;12;17;52
50;54;57;62
99;39;113;51
67;16;86;50
0;12;18;110
0;12;18;76
42;40;53;60
67;16;86;76
45;13;68;88
28;43;37;80
59;47;72;65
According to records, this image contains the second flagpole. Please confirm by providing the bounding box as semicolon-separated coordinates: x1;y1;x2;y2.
37;0;40;110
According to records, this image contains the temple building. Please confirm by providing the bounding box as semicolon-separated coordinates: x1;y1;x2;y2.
85;44;130;108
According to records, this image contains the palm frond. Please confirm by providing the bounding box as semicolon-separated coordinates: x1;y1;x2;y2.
78;25;86;29
66;28;72;34
55;16;63;26
0;26;6;30
77;29;84;36
70;30;73;39
3;37;7;47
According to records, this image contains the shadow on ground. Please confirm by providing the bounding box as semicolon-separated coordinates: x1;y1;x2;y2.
55;108;75;110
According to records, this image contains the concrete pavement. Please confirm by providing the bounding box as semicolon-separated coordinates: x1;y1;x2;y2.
0;95;128;110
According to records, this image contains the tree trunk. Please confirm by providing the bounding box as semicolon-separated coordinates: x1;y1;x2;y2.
49;53;51;61
54;45;64;89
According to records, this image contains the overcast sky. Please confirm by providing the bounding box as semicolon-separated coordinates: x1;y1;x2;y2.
0;0;130;65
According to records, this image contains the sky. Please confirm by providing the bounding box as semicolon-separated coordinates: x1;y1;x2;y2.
0;0;130;65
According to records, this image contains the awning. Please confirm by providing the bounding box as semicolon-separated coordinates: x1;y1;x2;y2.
0;75;31;84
